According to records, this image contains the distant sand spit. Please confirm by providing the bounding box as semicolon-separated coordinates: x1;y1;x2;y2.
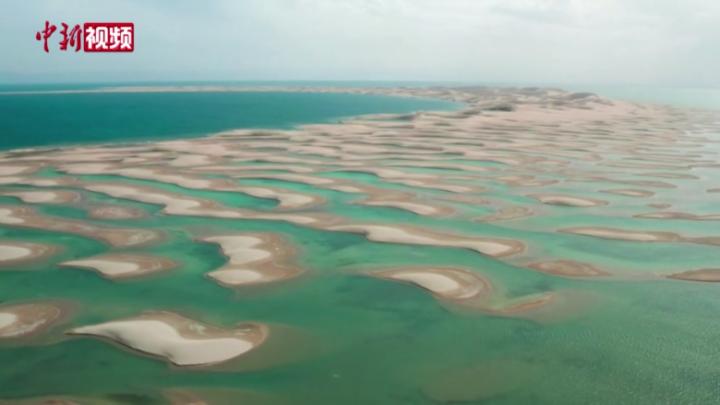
668;269;720;282
560;226;720;247
61;253;177;280
529;194;608;208
328;223;524;257
68;311;268;367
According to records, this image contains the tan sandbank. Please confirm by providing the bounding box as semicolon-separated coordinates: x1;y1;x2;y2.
373;267;491;301
327;223;524;257
529;194;608;207
68;311;268;367
0;302;68;339
370;267;558;317
634;211;720;221
61;253;177;280
0;241;57;267
667;269;720;282
527;260;608;277
200;234;302;287
601;189;655;198
560;226;720;247
0;205;162;248
1;190;81;204
560;226;682;242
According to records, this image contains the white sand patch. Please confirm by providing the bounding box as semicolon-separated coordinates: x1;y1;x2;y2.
329;224;522;257
0;208;25;224
0;313;18;329
390;272;461;294
0;245;32;261
62;259;140;277
61;254;175;280
531;194;607;207
71;319;256;366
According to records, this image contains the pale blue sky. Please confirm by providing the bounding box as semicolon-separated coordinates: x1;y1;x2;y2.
1;0;719;86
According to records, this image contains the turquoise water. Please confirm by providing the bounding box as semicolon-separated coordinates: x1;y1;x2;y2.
0;90;458;150
0;84;719;404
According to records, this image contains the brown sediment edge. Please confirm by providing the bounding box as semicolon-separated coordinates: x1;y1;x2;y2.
60;253;177;280
526;260;609;277
198;233;302;287
327;223;525;258
67;311;269;367
667;269;720;282
0;301;72;340
634;211;720;221
1;190;81;204
87;205;147;220
0;205;162;248
0;240;58;267
368;266;560;317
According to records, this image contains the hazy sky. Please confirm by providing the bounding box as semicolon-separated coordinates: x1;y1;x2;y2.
2;0;719;86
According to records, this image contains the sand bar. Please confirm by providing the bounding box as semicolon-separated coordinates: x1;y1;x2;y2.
0;302;68;339
328;223;524;257
530;194;608;207
68;311;268;367
61;253;177;280
373;267;491;301
0;241;57;267
200;234;301;287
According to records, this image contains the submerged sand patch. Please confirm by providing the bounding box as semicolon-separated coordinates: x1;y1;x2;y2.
88;205;146;220
527;260;608;277
200;234;302;287
668;269;720;282
475;206;533;222
0;302;68;339
68;311;268;367
61;253;177;280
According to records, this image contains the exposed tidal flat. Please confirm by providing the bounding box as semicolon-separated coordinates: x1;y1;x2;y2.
0;85;719;404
